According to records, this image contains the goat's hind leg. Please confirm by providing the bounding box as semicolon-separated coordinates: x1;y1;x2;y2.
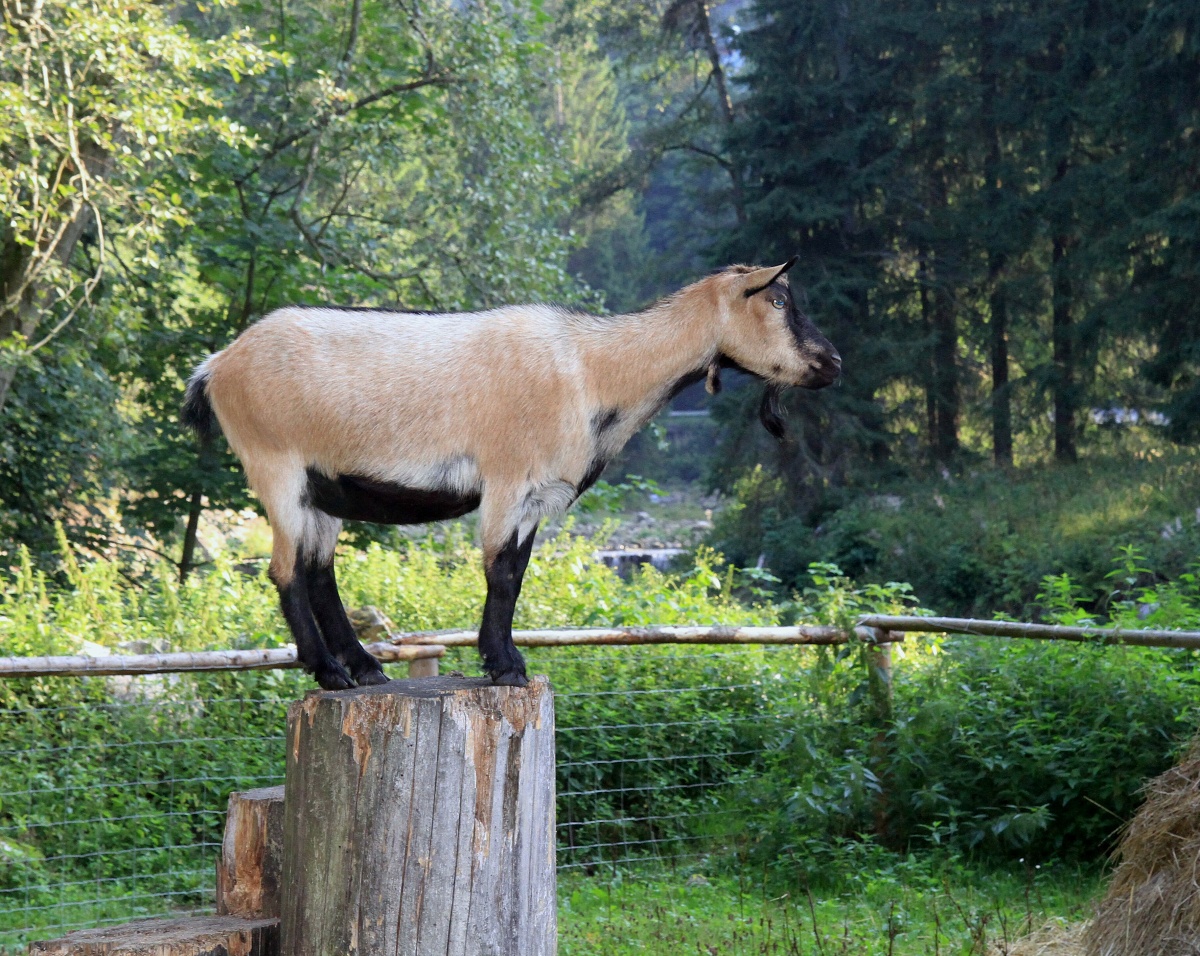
272;551;355;691
264;488;355;691
307;557;389;686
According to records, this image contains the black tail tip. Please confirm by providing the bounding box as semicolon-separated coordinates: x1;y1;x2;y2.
181;369;219;443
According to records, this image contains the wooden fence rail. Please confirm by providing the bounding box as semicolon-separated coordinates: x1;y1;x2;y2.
0;643;444;678
3;615;1200;679
858;614;1200;650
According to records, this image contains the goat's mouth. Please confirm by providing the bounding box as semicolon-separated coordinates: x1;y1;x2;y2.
797;352;842;389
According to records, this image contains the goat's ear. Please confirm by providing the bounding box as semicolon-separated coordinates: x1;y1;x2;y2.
759;384;787;442
743;256;799;298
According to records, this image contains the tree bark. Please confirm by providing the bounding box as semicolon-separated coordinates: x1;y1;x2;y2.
1052;232;1077;462
281;676;556;956
981;13;1013;468
693;0;745;223
989;265;1013;466
932;284;960;462
178;487;205;582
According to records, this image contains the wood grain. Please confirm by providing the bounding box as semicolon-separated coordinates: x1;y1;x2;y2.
28;917;279;955
280;676;556;956
217;786;285;919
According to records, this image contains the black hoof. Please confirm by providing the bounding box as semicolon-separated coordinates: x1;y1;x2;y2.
313;659;356;690
490;669;529;688
354;666;390;686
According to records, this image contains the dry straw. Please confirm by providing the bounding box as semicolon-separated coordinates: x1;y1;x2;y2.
1083;737;1200;955
990;919;1087;956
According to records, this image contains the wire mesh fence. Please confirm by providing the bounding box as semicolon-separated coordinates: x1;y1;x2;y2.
0;641;826;951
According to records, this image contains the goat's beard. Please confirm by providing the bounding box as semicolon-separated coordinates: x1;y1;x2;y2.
759;384;787;442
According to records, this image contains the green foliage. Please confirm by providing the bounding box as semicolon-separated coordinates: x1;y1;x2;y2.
0;0;268;380
575;475;664;515
2;530;1200;945
711;451;1200;618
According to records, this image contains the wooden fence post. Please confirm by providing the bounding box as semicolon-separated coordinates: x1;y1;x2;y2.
281;676;556;956
407;655;439;678
865;629;897;848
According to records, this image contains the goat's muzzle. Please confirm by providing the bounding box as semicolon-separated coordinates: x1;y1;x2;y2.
800;348;842;389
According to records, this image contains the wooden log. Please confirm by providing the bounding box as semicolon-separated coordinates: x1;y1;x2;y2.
28;917;278;955
217;786;285;919
392;624;901;648
281;676;556;956
857;614;1200;649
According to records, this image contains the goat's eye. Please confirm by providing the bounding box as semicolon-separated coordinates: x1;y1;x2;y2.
771;295;786;310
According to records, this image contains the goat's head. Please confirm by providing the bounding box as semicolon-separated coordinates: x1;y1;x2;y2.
707;258;841;440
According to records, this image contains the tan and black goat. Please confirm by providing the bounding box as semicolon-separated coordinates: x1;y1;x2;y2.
182;259;840;689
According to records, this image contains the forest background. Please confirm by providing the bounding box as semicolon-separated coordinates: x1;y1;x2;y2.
2;0;1199;617
2;1;1200;948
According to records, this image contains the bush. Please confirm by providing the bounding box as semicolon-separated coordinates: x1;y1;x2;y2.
709;452;1200;618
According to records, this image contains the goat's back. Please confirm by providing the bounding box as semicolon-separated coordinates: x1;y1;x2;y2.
204;306;590;484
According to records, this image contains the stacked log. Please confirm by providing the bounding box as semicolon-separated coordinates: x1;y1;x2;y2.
216;786;286;919
28;917;278;956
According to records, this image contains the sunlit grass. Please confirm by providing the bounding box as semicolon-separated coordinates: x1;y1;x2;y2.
559;860;1101;956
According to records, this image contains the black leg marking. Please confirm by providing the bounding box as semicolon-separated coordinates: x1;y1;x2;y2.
478;527;537;687
306;558;389;686
273;555;355;691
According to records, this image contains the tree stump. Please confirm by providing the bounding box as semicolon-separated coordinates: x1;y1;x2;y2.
281;676;556;956
29;917;278;955
217;785;285;918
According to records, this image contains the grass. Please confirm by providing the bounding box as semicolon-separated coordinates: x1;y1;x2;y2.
559;858;1101;955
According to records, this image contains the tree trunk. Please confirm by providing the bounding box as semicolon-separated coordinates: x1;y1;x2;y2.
932;284;960;462
281;676;556;956
918;262;938;449
178;486;205;582
29;917;278;955
0;198;96;415
1052;233;1077;462
693;0;745;223
989;265;1013;466
981;13;1013;468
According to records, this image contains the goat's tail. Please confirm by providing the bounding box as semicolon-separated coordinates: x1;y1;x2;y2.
182;359;221;445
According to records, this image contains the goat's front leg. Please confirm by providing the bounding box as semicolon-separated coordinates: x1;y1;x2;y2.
478;526;537;686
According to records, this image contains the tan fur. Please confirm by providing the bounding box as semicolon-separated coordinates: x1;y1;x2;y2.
196;263;824;581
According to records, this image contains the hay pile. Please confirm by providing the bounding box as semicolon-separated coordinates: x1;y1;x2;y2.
990;919;1088;955
1083;739;1200;955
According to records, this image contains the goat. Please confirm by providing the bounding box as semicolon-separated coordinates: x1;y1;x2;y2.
181;258;840;690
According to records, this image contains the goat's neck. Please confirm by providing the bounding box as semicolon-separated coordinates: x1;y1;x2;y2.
578;288;720;420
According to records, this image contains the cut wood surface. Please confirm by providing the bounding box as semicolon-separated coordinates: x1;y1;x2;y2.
28;917;279;956
281;676;556;956
217;786;285;919
0;643;443;678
